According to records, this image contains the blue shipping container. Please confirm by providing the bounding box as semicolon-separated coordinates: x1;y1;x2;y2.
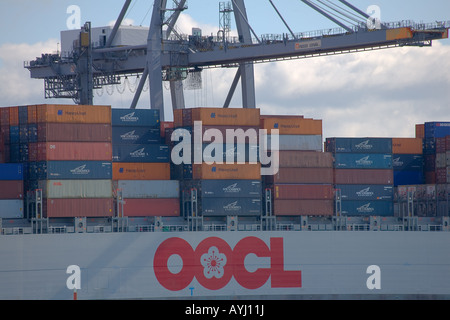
336;184;393;201
33;161;112;180
201;197;262;216
327;137;392;154
393;170;424;187
334;153;392;169
340;200;394;217
392;154;424;171
111;109;160;127
112;126;161;145
184;180;262;198
113;144;169;163
9;126;19;144
425;122;450;138
27;124;38;142
0;163;23;180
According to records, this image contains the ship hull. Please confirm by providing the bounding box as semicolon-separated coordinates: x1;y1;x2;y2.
1;231;450;300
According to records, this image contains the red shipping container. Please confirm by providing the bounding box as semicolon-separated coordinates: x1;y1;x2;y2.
44;198;114;218
122;198;180;217
37;123;112;142
273;199;334;216
0;180;23;199
35;142;112;161
436;168;447;184
278;151;333;168
266;167;333;184
272;184;334;200
0;108;9;126
334;169;393;185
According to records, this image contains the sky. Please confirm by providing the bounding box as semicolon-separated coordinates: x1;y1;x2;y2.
0;0;449;139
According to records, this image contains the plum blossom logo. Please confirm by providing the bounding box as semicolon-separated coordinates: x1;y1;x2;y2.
201;246;227;279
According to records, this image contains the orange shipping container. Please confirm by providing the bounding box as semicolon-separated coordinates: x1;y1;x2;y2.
392;138;423;154
261;117;322;135
192;163;261;180
27;105;37;124
9;107;19;126
112;162;170;180
416;124;425;139
35;104;111;124
185;108;260;126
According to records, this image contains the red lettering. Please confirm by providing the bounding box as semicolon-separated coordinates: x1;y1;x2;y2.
153;236;302;292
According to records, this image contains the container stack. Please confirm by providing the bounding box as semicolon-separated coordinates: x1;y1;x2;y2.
175;108;263;217
111;109;179;217
0;163;24;218
326;138;394;216
391;138;424;186
262;116;334;216
422;122;450;185
27;104;114;218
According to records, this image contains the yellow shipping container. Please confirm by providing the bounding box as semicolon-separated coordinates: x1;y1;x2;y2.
392;138;423;154
192;163;261;180
186;108;260;126
261;117;322;135
35;104;111;124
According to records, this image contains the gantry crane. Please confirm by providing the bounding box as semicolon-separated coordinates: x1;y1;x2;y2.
25;0;449;120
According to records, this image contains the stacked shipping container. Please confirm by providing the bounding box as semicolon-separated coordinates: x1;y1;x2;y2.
392;138;424;186
0;163;24;218
111;109;179;217
326;138;394;216
27;105;114;218
262;116;334;216
174;108;263;217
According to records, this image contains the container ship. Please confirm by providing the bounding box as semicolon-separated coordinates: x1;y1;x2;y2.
0;104;449;300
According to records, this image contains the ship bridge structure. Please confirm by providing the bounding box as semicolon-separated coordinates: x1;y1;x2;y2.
25;0;449;120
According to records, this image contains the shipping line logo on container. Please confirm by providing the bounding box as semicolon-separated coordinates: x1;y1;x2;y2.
355;140;373;151
223;183;242;194
171;121;279;176
356;187;374;198
70;164;90;175
154;236;302;291
355;156;374;166
120;112;140;123
357;203;375;214
120;130;140;141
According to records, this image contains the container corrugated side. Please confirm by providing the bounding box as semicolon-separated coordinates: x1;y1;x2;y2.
336;184;393;201
112;163;170;180
122;198;180;217
112;144;169;163
184;108;260;126
392;154;424;171
111;109;160;127
44;198;113;217
35;104;111;124
116;180;179;199
393;170;424;186
112;126;161;144
37;123;112;142
392;138;423;154
33;161;112;180
334;169;393;185
0;199;23;218
340;200;394;217
334;153;393;169
277;151;333;168
424;122;450;138
261;117;322;135
273;199;333;216
0;163;23;180
266;167;333;184
200;197;262;216
183;180;262;198
196;143;260;163
326;137;392;154
265;134;322;151
38;180;112;198
0;180;23;199
273;184;334;200
33;142;112;161
192;163;261;180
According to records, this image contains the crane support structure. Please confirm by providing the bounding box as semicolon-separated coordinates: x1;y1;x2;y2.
25;0;449;120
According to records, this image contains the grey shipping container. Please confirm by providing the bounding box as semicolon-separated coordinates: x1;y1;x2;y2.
336;184;394;201
38;180;113;199
0;199;23;218
334;153;393;169
200;197;262;216
326;137;392;154
32;161;112;180
183;180;262;198
264;134;322;151
116;180;179;199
